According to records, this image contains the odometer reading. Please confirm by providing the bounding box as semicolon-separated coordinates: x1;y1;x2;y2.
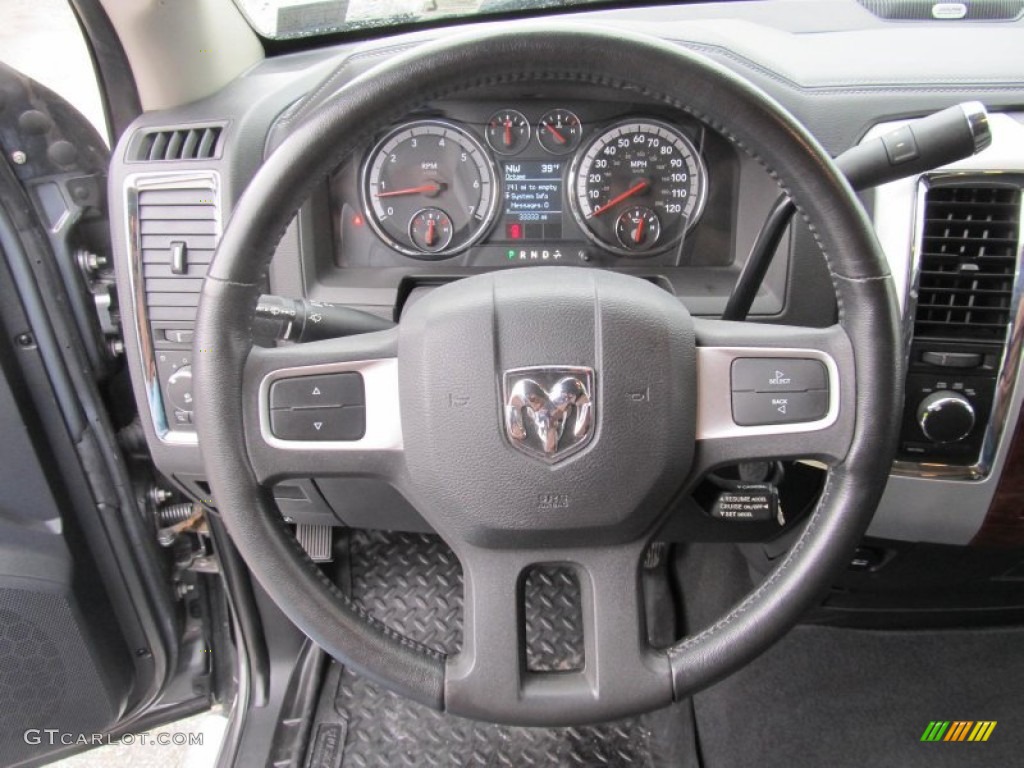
362;120;498;258
571;120;706;256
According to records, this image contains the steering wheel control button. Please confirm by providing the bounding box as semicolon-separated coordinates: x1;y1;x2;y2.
270;373;365;409
731;390;828;426
270;406;366;441
731;358;827;393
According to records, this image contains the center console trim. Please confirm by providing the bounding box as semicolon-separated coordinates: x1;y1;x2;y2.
891;173;1024;481
865;113;1024;545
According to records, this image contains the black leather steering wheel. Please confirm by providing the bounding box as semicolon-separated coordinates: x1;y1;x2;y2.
193;26;902;726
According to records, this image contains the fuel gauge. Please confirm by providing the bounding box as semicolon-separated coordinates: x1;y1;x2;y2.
409;208;454;254
615;206;662;253
486;109;531;155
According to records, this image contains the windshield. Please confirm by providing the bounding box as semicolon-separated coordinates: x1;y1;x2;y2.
234;0;598;39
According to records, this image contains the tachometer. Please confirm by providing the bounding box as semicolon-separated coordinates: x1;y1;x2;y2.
362;120;498;258
570;119;706;256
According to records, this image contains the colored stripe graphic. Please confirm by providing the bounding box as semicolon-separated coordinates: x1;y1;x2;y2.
921;721;950;742
921;720;996;742
945;721;972;741
969;722;997;742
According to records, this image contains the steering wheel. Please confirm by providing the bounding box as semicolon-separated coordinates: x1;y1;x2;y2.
193;27;901;726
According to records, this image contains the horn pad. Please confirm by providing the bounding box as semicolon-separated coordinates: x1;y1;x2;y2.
398;267;696;548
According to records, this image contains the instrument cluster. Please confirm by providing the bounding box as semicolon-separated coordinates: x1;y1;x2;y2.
332;101;715;268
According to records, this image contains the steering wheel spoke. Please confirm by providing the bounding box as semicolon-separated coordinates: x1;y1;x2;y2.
446;542;672;725
689;318;856;480
241;329;403;484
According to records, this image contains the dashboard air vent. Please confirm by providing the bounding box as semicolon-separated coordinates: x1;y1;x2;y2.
134;126;222;162
137;185;217;326
913;184;1021;342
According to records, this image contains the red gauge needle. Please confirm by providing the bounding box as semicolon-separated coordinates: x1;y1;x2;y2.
375;183;442;199
544;122;567;145
633;215;646;244
504;119;513;147
590;180;649;218
425;218;436;247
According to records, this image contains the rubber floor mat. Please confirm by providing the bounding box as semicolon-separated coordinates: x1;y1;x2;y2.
306;530;693;768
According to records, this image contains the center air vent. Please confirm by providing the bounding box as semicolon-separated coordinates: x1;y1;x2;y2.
913;184;1021;342
132;126;223;162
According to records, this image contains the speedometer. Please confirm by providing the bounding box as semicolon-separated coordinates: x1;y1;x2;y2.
362;120;498;259
570;120;706;256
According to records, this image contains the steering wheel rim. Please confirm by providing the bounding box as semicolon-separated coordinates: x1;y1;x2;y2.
194;26;902;726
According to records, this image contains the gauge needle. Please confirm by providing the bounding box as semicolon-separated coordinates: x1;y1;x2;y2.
633;216;645;244
544;122;567;144
375;182;444;198
590;180;649;218
504;119;513;147
425;218;436;247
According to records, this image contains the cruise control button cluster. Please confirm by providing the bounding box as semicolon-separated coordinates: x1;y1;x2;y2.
269;373;365;441
730;358;829;426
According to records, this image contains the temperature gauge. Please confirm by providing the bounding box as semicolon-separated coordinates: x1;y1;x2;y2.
486;109;531;155
537;109;582;154
409;208;454;254
615;206;662;253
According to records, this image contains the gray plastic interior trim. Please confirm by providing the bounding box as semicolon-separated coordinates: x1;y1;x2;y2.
695;347;840;440
258;358;403;451
865;112;1024;545
100;0;264;112
124;171;221;447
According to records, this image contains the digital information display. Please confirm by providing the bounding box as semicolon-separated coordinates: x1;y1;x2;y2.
500;160;564;241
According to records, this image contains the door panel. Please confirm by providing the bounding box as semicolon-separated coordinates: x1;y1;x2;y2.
0;60;185;766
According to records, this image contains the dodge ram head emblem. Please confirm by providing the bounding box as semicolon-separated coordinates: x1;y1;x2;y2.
503;366;595;463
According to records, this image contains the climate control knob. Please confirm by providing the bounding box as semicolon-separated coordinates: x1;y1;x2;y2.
917;391;975;444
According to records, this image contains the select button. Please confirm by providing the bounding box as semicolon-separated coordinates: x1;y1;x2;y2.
732;358;827;393
732;391;828;427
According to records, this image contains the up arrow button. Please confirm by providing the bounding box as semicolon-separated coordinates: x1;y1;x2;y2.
269;372;366;409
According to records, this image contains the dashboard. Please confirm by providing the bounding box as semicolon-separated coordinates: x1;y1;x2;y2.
108;0;1024;592
331;101;723;269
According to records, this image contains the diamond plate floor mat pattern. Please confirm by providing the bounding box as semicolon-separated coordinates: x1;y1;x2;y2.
306;530;688;768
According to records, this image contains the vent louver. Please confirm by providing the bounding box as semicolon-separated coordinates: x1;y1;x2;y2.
913;184;1021;342
137;186;217;328
134;126;222;162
